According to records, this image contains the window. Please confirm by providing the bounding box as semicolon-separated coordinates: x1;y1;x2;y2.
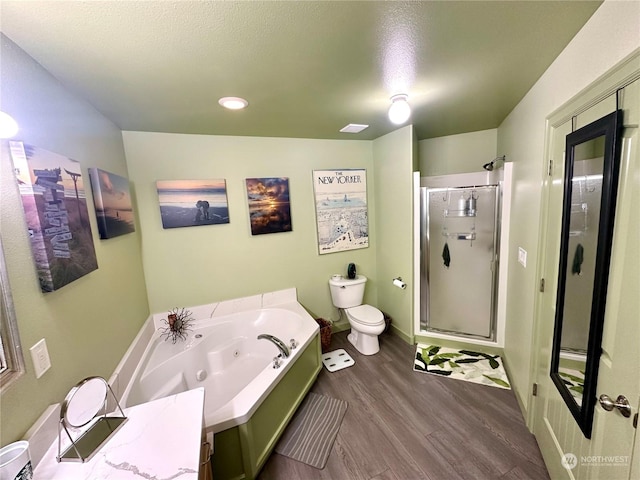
0;235;25;390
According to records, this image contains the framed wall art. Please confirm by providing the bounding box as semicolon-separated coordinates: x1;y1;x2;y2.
312;169;368;254
245;177;292;235
10;141;98;293
88;168;135;239
156;179;229;229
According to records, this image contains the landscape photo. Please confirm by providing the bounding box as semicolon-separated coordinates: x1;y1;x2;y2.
10;141;98;293
156;179;229;229
246;177;292;235
89;168;135;239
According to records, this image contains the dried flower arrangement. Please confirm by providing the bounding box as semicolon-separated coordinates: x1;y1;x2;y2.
159;307;194;343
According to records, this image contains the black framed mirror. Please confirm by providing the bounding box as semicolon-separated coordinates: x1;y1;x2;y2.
551;110;622;438
550;109;623;438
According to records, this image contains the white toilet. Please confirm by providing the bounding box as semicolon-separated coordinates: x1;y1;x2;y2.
328;275;385;355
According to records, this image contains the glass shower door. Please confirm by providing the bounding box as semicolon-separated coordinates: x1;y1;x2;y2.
422;185;498;339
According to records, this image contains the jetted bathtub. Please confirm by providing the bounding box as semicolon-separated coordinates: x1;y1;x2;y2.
117;288;322;480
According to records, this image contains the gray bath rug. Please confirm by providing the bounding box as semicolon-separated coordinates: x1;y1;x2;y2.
275;392;348;469
414;344;511;389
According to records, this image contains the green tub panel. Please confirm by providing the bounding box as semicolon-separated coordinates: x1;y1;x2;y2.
212;427;245;480
211;333;321;480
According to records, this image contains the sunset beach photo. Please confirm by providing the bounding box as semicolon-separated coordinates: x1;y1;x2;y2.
89;168;135;239
156;179;229;229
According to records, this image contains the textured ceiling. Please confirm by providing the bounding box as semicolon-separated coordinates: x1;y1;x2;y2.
0;1;602;141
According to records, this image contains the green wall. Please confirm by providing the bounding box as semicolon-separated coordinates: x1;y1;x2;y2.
122;131;378;326
419;128;497;176
497;1;640;415
372;126;416;340
0;42;418;445
0;35;150;443
5;1;634;449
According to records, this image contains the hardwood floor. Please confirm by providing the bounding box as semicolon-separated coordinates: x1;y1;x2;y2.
258;331;550;480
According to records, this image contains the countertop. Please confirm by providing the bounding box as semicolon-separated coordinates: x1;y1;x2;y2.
33;387;205;480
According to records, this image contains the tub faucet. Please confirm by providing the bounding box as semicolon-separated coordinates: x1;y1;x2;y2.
257;334;290;358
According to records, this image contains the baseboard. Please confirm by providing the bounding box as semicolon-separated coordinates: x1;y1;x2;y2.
501;357;529;421
389;324;414;344
330;320;350;333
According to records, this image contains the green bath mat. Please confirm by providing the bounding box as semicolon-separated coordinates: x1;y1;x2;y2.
413;344;511;389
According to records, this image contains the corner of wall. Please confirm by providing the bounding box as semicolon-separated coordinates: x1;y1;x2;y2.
373;126;415;341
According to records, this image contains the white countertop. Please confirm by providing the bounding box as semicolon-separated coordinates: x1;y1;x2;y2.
34;387;205;480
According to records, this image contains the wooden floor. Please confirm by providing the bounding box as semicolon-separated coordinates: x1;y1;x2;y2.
258;331;550;480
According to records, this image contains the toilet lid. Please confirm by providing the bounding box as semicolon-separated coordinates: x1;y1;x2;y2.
347;305;384;325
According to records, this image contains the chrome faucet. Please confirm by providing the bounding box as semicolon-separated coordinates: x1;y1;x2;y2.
257;334;290;358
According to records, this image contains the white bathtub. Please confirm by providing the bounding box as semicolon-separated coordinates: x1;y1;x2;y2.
118;289;320;434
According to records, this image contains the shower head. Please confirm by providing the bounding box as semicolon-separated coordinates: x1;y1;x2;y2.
483;155;505;172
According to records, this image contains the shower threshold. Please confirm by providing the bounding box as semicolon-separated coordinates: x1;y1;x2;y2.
420;326;495;343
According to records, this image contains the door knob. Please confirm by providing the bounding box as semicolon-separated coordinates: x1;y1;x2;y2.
598;394;632;418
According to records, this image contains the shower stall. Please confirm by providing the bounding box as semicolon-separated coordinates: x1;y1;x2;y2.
419;175;502;341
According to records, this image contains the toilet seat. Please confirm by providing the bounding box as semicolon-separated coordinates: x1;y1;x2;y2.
346;304;384;326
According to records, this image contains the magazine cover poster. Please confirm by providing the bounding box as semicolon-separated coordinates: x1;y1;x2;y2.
313;169;368;254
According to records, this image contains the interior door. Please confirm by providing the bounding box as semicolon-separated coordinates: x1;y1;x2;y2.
532;77;639;479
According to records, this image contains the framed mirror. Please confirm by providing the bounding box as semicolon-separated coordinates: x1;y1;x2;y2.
550;109;623;438
0;234;25;390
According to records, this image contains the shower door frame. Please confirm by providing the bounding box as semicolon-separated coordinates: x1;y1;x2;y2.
420;180;501;341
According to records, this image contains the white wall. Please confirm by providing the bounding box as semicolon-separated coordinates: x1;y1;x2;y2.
498;0;640;413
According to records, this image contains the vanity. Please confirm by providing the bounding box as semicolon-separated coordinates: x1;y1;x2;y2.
32;387;208;480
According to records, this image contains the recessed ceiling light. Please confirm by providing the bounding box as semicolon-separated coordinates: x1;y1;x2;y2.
340;124;369;134
218;97;248;110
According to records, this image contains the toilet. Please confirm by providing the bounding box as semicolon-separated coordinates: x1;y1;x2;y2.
329;275;385;355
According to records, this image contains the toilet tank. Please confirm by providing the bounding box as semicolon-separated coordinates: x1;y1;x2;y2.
329;275;367;308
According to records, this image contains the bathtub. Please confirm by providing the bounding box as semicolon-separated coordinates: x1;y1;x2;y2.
116;288;322;479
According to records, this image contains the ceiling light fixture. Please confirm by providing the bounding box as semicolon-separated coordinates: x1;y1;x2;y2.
0;111;19;138
218;97;248;110
388;94;411;125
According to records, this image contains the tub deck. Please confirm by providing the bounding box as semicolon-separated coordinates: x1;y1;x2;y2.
115;289;322;480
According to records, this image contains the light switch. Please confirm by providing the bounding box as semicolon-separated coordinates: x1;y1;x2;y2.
30;338;51;379
518;247;527;268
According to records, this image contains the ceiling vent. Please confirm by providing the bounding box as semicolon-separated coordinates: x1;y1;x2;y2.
340;124;369;133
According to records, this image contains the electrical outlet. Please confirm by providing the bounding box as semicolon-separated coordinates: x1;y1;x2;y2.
30;338;51;379
518;247;527;268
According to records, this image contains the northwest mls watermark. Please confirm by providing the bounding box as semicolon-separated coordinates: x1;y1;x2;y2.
562;453;630;469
